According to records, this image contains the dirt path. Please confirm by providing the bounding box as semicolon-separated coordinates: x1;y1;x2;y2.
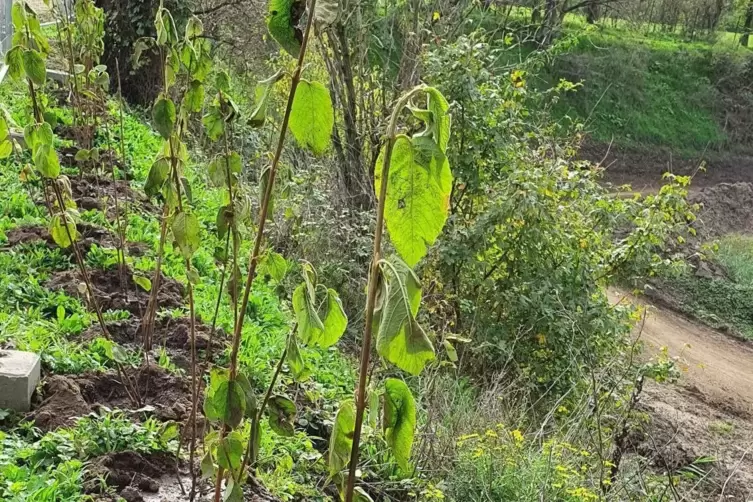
609;289;753;500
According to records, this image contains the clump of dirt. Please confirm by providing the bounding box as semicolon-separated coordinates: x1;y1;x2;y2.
74;365;194;421
689;182;753;238
68;174;156;217
86;450;176;496
4;223;146;256
82;316;224;352
46;266;184;316
27;375;92;431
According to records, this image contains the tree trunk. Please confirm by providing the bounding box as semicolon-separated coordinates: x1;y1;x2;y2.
742;0;753;47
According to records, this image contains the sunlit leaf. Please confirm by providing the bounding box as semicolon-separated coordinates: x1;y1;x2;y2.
22;49;46;86
183;79;205;113
328;399;355;477
49;214;77;248
172;211;201;259
267;0;303;57
289;80;334;156
34;143;60;178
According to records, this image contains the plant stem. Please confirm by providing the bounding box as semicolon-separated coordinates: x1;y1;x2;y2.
212;0;318;499
344;86;425;502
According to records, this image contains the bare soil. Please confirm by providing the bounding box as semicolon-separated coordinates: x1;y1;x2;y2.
4;223;147;256
46;266;184;316
610;289;753;500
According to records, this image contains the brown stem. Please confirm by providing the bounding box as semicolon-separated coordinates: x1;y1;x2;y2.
212;0;318;499
344;86;425;502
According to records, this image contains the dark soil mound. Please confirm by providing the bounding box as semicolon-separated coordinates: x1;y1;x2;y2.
46;266;184;316
27;375;92;431
86;450;176;498
81;316;224;352
68;174;156;217
689;182;753;238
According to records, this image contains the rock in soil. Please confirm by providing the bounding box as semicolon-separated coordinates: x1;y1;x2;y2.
86;450;176;495
46;266;184;316
27;375;92;431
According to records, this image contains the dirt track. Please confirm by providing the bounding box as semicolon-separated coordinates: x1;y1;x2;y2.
609;289;753;499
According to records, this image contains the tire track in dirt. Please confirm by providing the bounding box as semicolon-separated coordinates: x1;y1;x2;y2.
609;288;753;500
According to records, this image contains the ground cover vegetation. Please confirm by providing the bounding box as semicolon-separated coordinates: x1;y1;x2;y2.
0;0;748;500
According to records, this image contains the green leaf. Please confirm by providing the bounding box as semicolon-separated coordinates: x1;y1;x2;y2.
421;87;451;153
293;283;324;346
375;135;453;267
133;274;152;292
442;339;458;362
22;49;46;86
236;373;257;418
155;7;178;46
11;3;26;29
318;288;347;348
375;257;434;375
216;205;234;240
200;451;215;479
286;334;309;381
354;487;375;502
185;15;204;40
153;97;176;139
74;149;91;162
268;395;296;436
183;80;205;113
267;0;303;57
203;106;225;141
216;70;231;93
49;214;77;248
24;122;53;153
328;400;355;477
159;422;179;443
223;477;243;502
205;380;246;428
289;80;334;156
259;251;288;282
5;46;24;80
383;378;416;472
34;143;60;178
145;158;170;198
217;431;244;471
172;211;201;259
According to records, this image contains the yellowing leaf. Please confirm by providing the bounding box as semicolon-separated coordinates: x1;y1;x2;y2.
289;80;334;156
328;400;355;476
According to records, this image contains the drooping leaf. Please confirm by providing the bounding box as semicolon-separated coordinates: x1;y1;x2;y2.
208;152;241;187
383;378;416;472
49;214;77;248
153;96;176;139
292;283;324;345
374;257;434;375
34;143;60;178
266;0;303;57
317;288;347;348
145;158;170;198
11;3;26;29
185;15;204;40
268;395;296;436
24;122;53;153
216;204;234;240
74;149;91;162
6;46;24;83
223;477;243;502
416;87;451;153
205;378;246;428
155;7;178;46
172;211;201;259
315;0;339;26
203;106;225;141
217;431;244;471
249;73;280;127
289;80;334;156
200;451;215;479
133;274;152;292
328;400;355;477
22;49;46;87
286;334;309;381
375;135;453;267
236;373;258;418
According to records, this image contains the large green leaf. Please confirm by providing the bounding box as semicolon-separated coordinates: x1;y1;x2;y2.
289;80;334;156
153;97;176;139
203;105;225;141
374;257;434;375
375;135;452;267
172;211;201;259
208;152;241;187
266;0;303;57
183;79;205;113
383;378;416;472
145;158;170;198
217;431;244;471
22;49;46;87
293;283;325;345
5;46;24;80
328;400;355;477
203;373;246;428
268;395;297;436
259;251;288;282
24;122;53;153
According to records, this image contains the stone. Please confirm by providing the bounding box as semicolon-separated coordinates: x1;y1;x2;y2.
119;487;144;502
0;350;41;411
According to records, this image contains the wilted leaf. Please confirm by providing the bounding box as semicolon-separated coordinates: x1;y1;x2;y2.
249;72;281;127
183;80;205;113
133;274;152;292
328;400;355;477
383;378;416;472
286;335;309;381
318;288;347;348
293;283;324;345
203;106;225;141
34;143;60;178
153;96;176;139
49;214;77;248
268;395;296;436
145;158;170;198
